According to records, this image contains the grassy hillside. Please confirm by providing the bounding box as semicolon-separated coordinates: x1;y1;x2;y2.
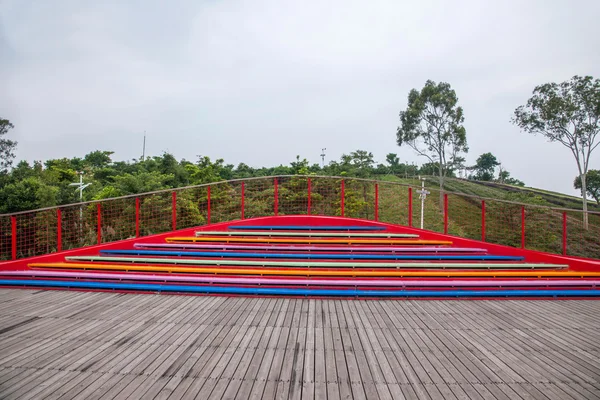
375;175;600;258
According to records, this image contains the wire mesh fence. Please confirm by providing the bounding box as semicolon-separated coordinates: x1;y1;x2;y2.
1;175;599;261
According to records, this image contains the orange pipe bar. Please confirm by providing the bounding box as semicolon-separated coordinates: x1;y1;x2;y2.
28;262;600;278
165;236;453;245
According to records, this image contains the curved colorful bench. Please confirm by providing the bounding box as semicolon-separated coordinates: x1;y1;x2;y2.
3;215;598;298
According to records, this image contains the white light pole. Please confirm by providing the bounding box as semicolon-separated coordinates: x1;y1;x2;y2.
416;177;430;229
69;172;92;232
69;172;92;202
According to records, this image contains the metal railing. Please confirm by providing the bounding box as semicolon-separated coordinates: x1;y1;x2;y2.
1;175;599;261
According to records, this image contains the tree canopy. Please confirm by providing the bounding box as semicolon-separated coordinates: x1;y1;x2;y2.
574;170;600;205
0;118;18;173
512;75;600;228
468;152;500;181
396;80;468;206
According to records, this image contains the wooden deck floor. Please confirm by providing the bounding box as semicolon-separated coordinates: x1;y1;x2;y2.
0;289;599;400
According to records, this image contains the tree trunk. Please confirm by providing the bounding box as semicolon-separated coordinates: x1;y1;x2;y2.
439;167;444;211
581;173;589;230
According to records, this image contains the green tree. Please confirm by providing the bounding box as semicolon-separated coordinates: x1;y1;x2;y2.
498;170;525;187
513;75;600;229
396;80;468;207
574;169;600;205
0;118;17;172
83;150;114;169
469;152;500;181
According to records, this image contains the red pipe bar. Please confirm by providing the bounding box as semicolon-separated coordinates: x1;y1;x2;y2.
408;187;413;227
341;180;345;217
241;182;245;219
207;186;211;225
274;178;279;216
307;178;312;215
97;203;102;245
562;211;567;256
135;198;140;238
11;216;16;261
521;206;525;249
171;192;177;231
57;209;62;252
375;184;379;222
444;193;448;235
481;200;486;242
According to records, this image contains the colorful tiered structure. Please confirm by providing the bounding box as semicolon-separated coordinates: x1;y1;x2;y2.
1;215;599;298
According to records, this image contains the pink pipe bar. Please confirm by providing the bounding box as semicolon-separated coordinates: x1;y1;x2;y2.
134;243;488;253
4;270;597;287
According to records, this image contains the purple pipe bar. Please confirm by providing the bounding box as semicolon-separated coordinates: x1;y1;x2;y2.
5;271;598;287
134;243;488;253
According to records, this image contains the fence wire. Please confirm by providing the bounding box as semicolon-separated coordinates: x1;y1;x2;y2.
1;176;599;261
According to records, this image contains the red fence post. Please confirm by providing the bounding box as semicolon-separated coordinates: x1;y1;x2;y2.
97;203;102;245
481;200;486;242
207;186;211;224
374;183;379;221
521;206;525;249
241;182;245;220
57;209;62;252
562;211;567;256
11;216;16;260
341;180;345;217
307;178;312;215
135;198;140;238
408;187;413;227
274;178;279;216
172;191;177;231
443;193;448;235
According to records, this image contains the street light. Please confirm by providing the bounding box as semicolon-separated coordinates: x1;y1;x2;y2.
69;172;92;202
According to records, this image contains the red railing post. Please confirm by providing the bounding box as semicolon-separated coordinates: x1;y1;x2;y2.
97;203;102;245
274;178;279;216
207;186;211;224
340;180;345;217
135;197;140;238
11;215;16;260
172;191;177;231
481;200;486;242
57;208;62;252
443;193;448;234
307;178;312;215
408;187;413;227
562;211;567;256
241;182;245;219
521;206;525;249
374;183;379;221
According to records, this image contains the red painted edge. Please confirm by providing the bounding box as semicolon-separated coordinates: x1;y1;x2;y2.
375;184;379;222
408;187;413;227
241;182;245;220
3;215;599;272
96;203;101;245
172;191;177;231
481;200;486;242
341;180;345;217
274;178;279;216
57;209;62;252
11;216;16;261
562;211;567;256
307;178;312;215
135;197;140;238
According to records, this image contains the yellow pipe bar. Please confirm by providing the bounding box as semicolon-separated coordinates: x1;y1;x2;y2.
166;236;453;245
28;262;600;278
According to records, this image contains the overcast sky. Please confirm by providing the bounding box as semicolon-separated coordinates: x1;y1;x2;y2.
1;0;599;195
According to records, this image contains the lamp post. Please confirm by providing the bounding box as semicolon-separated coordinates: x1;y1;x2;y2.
416;177;430;229
69;172;92;238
